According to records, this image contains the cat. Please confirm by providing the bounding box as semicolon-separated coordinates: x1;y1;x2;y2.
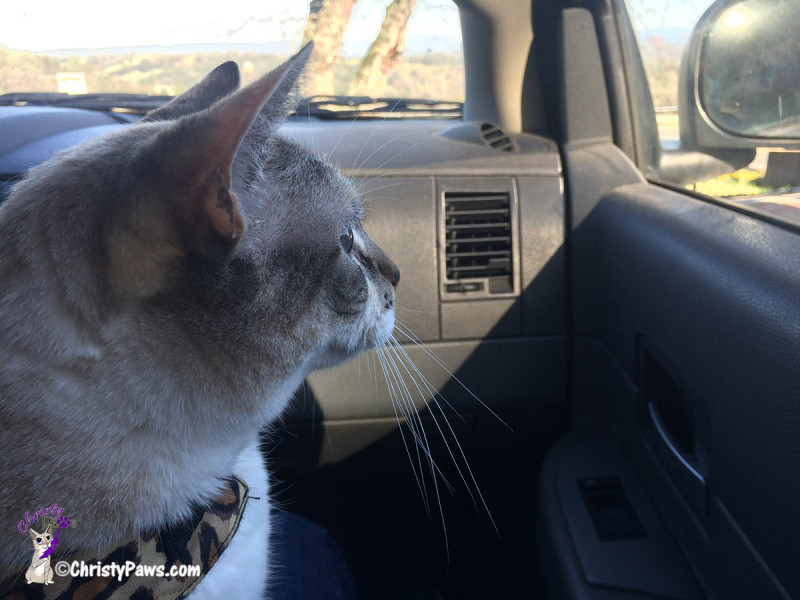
0;41;399;598
24;527;54;585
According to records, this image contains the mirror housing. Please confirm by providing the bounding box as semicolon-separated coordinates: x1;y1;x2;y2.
679;0;800;151
614;0;755;186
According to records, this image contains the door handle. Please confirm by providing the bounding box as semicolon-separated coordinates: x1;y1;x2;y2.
647;401;707;513
648;402;704;485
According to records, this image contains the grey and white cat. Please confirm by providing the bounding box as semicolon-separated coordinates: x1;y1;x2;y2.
0;43;399;598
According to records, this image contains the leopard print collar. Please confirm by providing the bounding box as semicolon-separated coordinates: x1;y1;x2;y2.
0;477;248;600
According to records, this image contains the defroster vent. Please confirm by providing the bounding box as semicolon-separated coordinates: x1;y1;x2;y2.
442;191;516;297
480;123;515;152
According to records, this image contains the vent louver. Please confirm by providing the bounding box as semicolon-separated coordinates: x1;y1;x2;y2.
443;191;515;296
480;123;515;152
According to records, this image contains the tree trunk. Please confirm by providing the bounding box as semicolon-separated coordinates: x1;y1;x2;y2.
301;0;325;46
300;0;358;96
348;0;418;97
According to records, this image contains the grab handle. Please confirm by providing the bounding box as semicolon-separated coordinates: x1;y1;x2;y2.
647;401;706;513
648;402;704;485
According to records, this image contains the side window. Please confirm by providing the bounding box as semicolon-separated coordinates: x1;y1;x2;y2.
624;0;800;225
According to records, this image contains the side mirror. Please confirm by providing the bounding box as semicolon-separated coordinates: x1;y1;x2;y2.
680;0;800;150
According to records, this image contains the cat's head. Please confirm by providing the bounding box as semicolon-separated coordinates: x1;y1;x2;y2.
3;43;398;400
28;527;52;552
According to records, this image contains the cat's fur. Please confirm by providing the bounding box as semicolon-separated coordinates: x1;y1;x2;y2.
0;43;399;597
24;527;54;585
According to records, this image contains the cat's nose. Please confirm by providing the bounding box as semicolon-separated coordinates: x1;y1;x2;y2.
379;257;400;290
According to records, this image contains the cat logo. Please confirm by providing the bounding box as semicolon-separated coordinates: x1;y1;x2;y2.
18;510;77;585
26;525;56;585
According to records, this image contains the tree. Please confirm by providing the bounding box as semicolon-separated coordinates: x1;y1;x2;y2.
300;0;419;98
300;0;359;95
348;0;417;96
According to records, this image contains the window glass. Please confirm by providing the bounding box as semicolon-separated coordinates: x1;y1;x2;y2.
626;0;800;224
0;0;464;102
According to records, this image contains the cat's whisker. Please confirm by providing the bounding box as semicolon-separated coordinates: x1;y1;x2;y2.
397;304;476;314
388;335;500;536
396;306;439;313
360;196;414;204
350;97;406;173
365;349;373;383
387;333;467;424
353;180;409;195
379;343;459;540
380;343;455;494
393;319;513;432
356;141;419;185
302;380;315;443
385;338;464;462
371;351;380;404
375;345;431;518
391;322;470;420
353;137;415;175
386;324;504;537
303;101;320;156
380;346;451;561
384;338;463;497
379;344;441;483
327;111;362;160
350;123;378;173
377;347;429;484
384;336;450;564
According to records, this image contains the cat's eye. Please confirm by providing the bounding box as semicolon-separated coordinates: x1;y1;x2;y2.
45;535;51;541
35;537;42;543
340;227;354;254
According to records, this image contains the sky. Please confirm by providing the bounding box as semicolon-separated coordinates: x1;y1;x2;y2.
0;0;460;53
0;0;715;54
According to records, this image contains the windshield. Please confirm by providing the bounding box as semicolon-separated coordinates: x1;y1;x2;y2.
0;0;464;106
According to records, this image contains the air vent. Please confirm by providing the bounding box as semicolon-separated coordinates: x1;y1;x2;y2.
442;191;516;297
480;123;515;152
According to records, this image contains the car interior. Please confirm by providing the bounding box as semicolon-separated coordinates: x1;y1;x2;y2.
1;0;798;598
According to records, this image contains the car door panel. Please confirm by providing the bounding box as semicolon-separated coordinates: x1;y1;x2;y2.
532;0;800;594
540;135;799;599
573;176;800;599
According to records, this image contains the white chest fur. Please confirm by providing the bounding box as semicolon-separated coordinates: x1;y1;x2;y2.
188;437;271;600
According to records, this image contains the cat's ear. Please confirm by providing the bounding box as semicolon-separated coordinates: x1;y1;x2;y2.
108;45;313;298
165;43;314;247
29;529;39;540
140;61;240;123
246;42;314;138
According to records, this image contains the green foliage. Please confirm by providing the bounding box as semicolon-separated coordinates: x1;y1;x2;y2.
688;169;787;197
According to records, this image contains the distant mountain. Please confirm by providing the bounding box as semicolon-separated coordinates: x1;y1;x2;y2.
31;35;462;58
343;35;462;56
